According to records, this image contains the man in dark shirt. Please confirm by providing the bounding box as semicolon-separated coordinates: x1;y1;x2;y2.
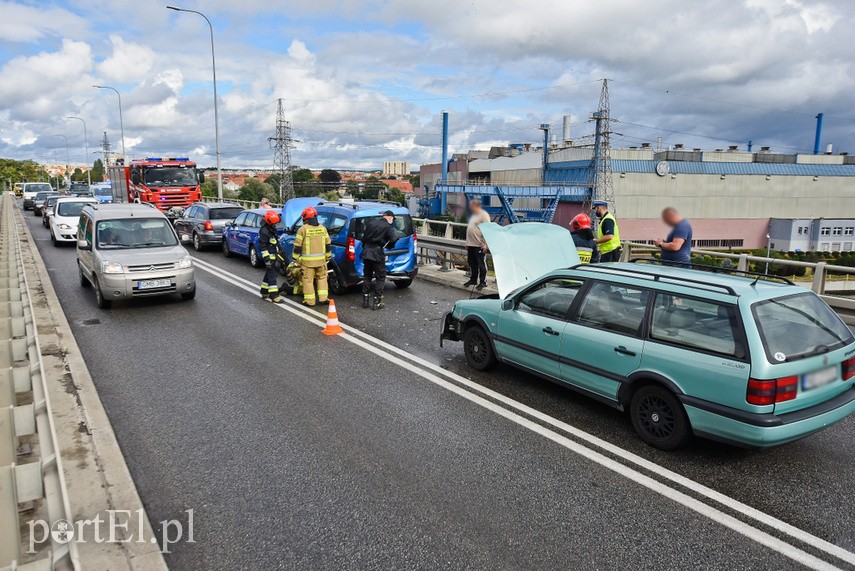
655;207;693;267
361;210;399;310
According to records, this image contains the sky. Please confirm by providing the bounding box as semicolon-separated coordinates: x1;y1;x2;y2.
0;0;854;170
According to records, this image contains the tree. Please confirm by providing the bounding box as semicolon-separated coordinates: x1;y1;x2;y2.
237;177;274;202
200;178;218;198
318;169;341;184
292;168;314;183
408;174;420;189
91;159;105;182
71;168;86;182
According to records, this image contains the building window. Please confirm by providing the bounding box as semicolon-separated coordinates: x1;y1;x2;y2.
797;227;802;235
820;227;830;236
833;227;843;236
803;226;810;234
846;228;854;236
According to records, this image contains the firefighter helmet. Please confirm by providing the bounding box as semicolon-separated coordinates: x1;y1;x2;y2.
570;213;592;232
301;206;318;220
264;210;281;225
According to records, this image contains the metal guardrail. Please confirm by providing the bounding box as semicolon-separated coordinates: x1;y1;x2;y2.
0;194;78;570
410;218;855;321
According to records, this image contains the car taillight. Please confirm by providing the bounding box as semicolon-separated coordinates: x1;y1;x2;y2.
843;357;855;381
346;237;356;262
204;220;213;231
747;376;798;405
413;232;418;248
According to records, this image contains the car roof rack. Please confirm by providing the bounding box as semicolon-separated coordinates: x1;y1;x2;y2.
570;264;739;296
629;258;795;286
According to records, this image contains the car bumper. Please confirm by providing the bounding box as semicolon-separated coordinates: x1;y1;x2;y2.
684;386;855;448
198;230;224;244
387;267;418;281
22;199;35;209
440;312;461;347
53;227;78;242
98;268;196;299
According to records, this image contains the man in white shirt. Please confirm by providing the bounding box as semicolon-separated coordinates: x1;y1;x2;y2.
463;199;491;290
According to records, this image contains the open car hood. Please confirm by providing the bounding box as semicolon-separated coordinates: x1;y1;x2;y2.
282;197;324;228
480;222;580;298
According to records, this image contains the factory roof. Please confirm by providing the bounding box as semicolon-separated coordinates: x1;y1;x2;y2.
548;159;855;177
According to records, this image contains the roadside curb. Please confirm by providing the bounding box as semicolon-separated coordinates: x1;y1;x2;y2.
15;204;168;570
416;264;499;296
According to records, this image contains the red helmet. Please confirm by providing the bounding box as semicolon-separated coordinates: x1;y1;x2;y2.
264;210;281;225
301;206;317;220
570;213;592;231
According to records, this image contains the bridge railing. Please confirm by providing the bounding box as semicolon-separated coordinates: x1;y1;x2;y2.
1;194;79;570
410;218;855;321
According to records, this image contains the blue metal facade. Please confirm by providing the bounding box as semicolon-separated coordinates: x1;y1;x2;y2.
547;159;855;178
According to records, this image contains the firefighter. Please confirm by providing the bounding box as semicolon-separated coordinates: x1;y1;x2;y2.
259;209;285;303
570;213;600;264
593;200;622;262
361;210;399;310
292;206;331;306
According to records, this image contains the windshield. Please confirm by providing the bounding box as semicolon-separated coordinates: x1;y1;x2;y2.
210;207;242;220
26;183;52;193
144;167;198;188
92;186;111;196
35;192;54;200
96;219;179;249
56;201;91;217
46;197;59;206
752;292;854;363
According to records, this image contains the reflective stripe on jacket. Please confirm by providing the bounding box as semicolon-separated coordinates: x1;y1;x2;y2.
597;212;621;254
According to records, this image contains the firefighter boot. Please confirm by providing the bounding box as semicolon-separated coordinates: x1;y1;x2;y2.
362;293;370;308
372;294;384;310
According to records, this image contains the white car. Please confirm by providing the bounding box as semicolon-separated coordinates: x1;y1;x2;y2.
50;197;98;247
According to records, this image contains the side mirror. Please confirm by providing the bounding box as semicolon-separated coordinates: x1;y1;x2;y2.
198;172;205;183
501;298;514;311
131;173;140;185
77;239;91;251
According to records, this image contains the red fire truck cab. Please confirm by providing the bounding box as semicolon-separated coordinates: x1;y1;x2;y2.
108;157;204;213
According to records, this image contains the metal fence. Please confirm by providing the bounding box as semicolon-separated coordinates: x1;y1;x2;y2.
410;218;855;322
1;194;78;570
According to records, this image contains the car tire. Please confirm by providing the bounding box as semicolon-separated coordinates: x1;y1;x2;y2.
33;209;40;216
42;218;48;228
327;262;345;296
394;278;413;289
249;246;263;268
630;385;691;450
193;233;203;251
463;325;497;371
93;277;112;309
222;238;232;258
181;288;196;301
50;230;59;247
78;262;90;288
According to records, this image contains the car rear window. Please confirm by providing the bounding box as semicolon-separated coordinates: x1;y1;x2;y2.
27;184;52;193
351;214;413;241
210;207;242;220
752;292;853;363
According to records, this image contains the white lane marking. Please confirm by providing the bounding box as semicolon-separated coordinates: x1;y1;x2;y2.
192;257;849;569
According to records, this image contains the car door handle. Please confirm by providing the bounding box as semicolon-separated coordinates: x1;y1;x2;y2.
614;346;636;357
542;327;560;336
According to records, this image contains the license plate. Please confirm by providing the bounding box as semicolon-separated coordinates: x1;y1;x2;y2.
137;279;171;290
801;365;837;391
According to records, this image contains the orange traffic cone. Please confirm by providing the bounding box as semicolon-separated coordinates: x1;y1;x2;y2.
322;299;344;336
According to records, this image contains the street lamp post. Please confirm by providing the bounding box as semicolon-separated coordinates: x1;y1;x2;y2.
53;134;69;187
167;5;223;199
93;85;126;161
765;233;772;275
67;116;91;186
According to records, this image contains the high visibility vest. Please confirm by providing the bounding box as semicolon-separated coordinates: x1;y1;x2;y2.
577;247;593;264
597;212;621;254
294;224;330;267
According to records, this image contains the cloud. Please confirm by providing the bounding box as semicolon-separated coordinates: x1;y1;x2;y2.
97;35;155;82
0;1;87;42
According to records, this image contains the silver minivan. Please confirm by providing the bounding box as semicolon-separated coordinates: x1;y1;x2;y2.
77;204;196;309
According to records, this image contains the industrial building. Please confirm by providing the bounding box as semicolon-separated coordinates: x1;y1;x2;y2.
420;144;855;250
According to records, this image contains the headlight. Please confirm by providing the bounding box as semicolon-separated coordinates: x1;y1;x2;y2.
101;261;123;274
177;256;192;269
59;223;72;230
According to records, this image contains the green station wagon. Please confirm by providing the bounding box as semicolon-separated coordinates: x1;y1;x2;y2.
441;223;855;449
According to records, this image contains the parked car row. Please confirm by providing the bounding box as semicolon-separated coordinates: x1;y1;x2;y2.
174;198;418;295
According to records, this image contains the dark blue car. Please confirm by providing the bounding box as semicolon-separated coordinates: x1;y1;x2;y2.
221;207;286;267
279;199;418;294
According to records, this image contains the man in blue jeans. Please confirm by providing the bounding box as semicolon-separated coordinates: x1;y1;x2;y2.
655;207;693;267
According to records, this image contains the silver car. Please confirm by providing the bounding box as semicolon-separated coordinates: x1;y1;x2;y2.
76;204;196;309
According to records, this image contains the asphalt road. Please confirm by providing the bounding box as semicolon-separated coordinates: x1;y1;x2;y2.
22;206;855;570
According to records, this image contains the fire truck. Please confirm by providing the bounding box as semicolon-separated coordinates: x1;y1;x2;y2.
108;157;204;214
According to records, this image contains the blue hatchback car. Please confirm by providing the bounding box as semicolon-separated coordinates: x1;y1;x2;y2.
278;199;418;295
221;207;286;267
